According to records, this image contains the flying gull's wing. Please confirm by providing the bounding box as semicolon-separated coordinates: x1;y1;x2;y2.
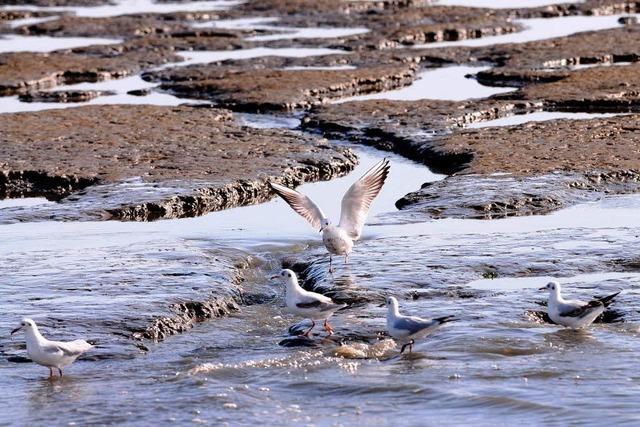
270;182;327;231
338;159;390;240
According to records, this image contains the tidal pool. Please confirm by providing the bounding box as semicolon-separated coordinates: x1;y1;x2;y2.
0;0;239;18
416;14;640;48
335;66;516;102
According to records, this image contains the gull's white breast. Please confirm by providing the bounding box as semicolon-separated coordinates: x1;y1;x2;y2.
322;226;353;256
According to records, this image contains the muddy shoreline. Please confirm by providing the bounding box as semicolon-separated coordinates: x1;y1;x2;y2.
0;104;357;221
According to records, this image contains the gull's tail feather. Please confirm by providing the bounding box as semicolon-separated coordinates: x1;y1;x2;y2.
596;291;621;307
434;315;458;324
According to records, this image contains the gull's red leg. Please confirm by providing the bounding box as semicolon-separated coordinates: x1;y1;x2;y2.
303;320;316;337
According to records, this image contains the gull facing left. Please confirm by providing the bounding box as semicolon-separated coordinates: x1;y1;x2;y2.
11;318;93;378
385;297;456;353
270;159;390;271
272;269;346;337
540;281;620;329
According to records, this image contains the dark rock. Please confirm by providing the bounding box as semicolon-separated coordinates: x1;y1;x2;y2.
18;89;114;103
278;336;319;347
127;88;151;96
0;50;181;96
149;64;418;112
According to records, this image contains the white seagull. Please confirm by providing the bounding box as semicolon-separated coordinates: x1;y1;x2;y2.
271;269;347;337
540;281;620;329
385;296;456;353
11;318;93;378
270;159;390;272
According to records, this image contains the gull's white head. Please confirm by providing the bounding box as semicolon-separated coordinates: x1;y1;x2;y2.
540;281;561;296
320;218;330;231
385;296;400;313
11;318;36;336
271;269;299;288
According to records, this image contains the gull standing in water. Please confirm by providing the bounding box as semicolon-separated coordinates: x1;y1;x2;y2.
270;159;390;272
11;318;93;378
385;297;456;353
540;281;620;329
271;269;346;337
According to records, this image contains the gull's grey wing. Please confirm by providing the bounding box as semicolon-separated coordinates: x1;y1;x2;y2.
558;300;603;318
270;182;327;231
296;294;343;312
45;340;93;357
393;316;438;335
338;159;390;240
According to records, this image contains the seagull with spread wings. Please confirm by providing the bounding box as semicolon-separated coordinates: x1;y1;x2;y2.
270;159;390;272
540;281;620;329
11;318;93;378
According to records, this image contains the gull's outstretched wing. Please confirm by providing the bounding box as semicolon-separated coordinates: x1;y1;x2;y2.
270;182;327;231
338;159;390;240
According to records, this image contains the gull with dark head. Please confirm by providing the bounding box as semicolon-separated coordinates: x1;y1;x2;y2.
271;269;347;337
11;318;93;378
270;159;390;272
384;296;457;353
540;281;620;329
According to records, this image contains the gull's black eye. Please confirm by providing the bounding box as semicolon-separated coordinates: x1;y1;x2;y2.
287;273;291;278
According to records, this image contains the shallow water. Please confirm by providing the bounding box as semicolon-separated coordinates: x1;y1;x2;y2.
416;14;639;48
465;111;620;128
172;47;348;67
336;65;516;102
2;4;640;427
0;34;121;53
0;0;239;18
244;26;369;42
434;0;584;7
6;16;59;29
0;75;201;114
192;17;369;42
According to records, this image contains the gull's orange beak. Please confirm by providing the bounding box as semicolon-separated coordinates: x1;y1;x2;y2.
538;287;547;291
10;326;21;335
270;275;279;280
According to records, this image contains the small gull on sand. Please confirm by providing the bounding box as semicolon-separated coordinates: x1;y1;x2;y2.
11;318;93;378
270;159;390;272
540;281;620;329
384;296;456;353
271;269;346;337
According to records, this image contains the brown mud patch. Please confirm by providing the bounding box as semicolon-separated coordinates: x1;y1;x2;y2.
0;104;357;221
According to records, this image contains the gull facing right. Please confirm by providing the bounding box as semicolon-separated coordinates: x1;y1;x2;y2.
540;281;620;329
270;158;390;272
385;296;457;353
272;269;346;337
11;318;93;378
